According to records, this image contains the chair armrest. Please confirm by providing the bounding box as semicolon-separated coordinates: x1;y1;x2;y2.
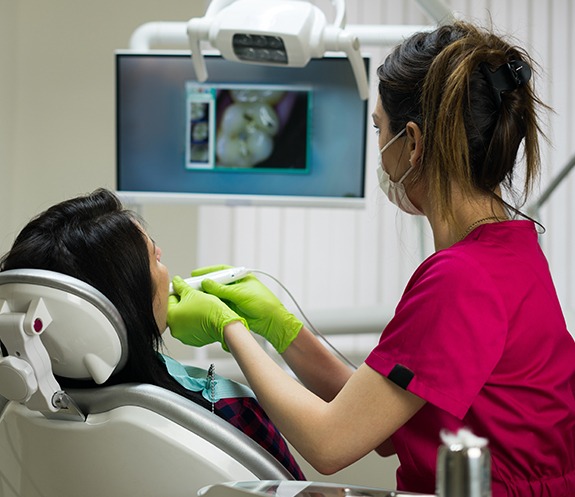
68;383;294;480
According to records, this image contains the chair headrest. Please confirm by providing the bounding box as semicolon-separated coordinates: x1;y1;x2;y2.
0;269;128;384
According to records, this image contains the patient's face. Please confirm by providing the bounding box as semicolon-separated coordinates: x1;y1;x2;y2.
144;232;170;333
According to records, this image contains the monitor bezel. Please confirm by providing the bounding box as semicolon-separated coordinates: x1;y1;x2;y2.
115;50;370;209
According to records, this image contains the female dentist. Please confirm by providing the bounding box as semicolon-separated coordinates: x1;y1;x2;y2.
168;21;575;496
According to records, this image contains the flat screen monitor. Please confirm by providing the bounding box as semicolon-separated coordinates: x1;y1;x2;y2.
115;51;370;208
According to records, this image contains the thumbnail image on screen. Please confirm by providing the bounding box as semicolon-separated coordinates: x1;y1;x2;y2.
187;84;310;171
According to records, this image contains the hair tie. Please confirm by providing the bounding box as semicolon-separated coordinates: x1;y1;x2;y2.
480;59;532;107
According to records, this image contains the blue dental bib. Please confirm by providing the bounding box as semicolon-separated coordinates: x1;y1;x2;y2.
159;353;255;403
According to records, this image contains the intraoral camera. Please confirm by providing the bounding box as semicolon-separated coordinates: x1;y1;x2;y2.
187;0;370;100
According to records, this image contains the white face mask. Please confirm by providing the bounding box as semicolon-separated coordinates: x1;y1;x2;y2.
376;128;424;216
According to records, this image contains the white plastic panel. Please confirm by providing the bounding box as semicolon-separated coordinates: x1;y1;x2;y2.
0;281;123;383
0;402;256;497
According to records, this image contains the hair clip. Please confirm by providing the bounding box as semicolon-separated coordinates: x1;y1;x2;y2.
480;59;532;107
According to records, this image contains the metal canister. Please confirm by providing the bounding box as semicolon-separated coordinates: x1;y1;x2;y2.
436;429;491;497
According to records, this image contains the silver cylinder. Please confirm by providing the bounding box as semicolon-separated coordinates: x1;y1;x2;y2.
436;442;491;497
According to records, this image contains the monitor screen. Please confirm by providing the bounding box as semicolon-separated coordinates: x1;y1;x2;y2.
116;51;370;208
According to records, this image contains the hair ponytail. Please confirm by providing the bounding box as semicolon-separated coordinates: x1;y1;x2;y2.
377;21;548;222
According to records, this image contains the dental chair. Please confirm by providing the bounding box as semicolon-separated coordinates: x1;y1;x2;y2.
0;269;293;497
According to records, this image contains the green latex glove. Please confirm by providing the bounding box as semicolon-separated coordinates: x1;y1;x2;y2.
192;265;303;353
167;276;247;351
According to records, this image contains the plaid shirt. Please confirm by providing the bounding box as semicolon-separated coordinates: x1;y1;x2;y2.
216;396;306;480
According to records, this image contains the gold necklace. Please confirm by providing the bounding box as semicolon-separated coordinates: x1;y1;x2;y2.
459;216;505;242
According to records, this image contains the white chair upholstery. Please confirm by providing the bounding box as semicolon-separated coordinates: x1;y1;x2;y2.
0;269;293;497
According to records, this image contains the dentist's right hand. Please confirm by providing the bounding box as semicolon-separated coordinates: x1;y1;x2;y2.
167;276;247;351
193;265;303;353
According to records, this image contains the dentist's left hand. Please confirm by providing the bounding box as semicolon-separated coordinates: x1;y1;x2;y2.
167;276;247;351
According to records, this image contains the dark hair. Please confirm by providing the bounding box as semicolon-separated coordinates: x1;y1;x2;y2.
0;188;210;407
377;21;548;221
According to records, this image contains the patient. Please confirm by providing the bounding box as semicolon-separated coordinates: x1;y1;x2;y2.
0;188;305;480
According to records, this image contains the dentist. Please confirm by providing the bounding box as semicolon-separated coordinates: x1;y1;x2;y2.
168;21;575;496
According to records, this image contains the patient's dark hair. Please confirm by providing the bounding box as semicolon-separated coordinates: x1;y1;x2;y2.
0;188;209;407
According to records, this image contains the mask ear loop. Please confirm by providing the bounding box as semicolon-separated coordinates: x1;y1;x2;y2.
480;59;532;107
396;161;416;184
379;128;406;154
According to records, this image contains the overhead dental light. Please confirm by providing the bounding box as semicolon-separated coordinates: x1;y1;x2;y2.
187;0;370;100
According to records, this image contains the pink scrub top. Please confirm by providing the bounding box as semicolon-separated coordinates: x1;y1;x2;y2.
365;220;575;497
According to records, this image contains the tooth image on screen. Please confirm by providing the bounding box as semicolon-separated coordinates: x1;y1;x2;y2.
217;99;280;167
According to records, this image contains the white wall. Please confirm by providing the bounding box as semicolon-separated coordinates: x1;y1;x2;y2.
1;0;574;490
0;0;17;251
0;0;206;274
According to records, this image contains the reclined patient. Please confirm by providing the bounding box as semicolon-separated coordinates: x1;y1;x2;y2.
0;187;305;480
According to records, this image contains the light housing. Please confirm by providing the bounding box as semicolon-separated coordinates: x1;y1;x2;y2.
187;0;370;100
